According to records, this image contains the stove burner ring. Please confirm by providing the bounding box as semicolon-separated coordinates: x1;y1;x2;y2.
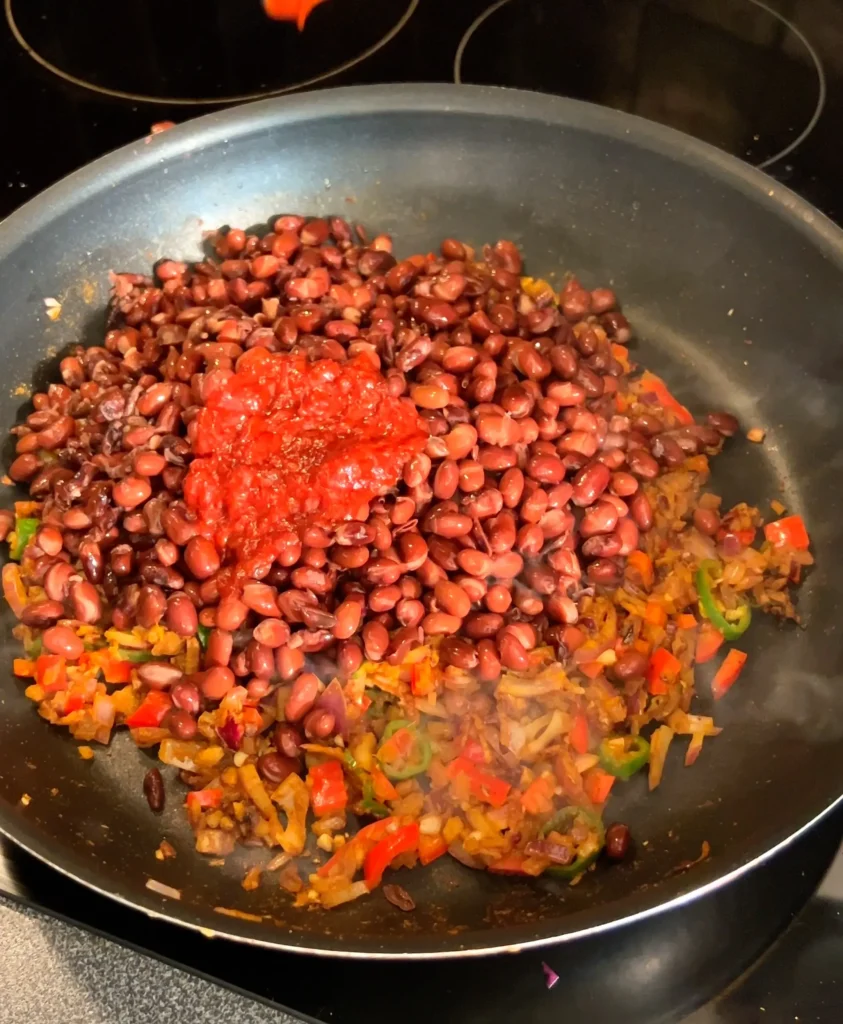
5;0;419;106
454;0;825;170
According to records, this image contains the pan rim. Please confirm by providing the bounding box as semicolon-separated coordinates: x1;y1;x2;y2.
0;83;841;957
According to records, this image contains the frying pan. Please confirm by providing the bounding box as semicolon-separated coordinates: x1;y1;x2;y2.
0;85;841;959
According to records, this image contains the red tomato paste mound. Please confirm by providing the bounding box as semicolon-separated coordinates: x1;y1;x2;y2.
184;349;426;573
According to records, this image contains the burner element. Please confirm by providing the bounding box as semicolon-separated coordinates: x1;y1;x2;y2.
455;0;824;168
6;0;418;105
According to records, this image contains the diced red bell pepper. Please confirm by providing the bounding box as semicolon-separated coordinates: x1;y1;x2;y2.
62;684;89;714
318;817;397;879
125;690;172;728
646;647;682;694
370;766;399;803
446;756;512;808
764;515;809;551
711;648;748;700
639;372;694;426
695;624;724;665
363;822;419;889
521;775;555;816
186;788;223;812
36;654;67;693
570;713;590;755
80;650;133;684
308;759;348;817
583;766;616;805
418;833;448;866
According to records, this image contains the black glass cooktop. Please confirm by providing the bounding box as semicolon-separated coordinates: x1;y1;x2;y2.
2;1;843;1021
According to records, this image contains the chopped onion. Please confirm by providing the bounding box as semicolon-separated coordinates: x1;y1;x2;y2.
419;814;442;836
524;710;567;757
320;880;369;909
648;725;675;790
145;877;182;900
92;694;115;728
195;829;236;856
542;962;559;990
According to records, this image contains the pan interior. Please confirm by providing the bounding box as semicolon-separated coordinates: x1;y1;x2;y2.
0;88;841;955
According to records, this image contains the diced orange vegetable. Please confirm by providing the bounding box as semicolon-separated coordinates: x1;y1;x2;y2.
35;654;67;693
695;624;724;665
646;647;682;694
611;343;631;371
711;649;748;700
569;713;590;755
78;746;94;760
639;372;694;426
764;515;810;551
676;614;697;630
583;767;616;805
520;775;555;816
580;660;605;680
13;658;36;678
370;767;399;803
410;661;435;696
241;706;264;730
644;601;668;627
633;637;651;655
418;833;448;866
684;455;710;476
262;0;326;31
626;550;654;589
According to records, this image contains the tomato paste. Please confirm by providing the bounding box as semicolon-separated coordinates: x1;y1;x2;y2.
184;349;426;573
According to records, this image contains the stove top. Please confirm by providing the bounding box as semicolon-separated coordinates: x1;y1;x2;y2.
1;1;843;1021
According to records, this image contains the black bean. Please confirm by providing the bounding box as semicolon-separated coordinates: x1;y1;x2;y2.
605;822;631;861
383;884;415;912
143;768;165;812
257;752;298;785
706;411;739;437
